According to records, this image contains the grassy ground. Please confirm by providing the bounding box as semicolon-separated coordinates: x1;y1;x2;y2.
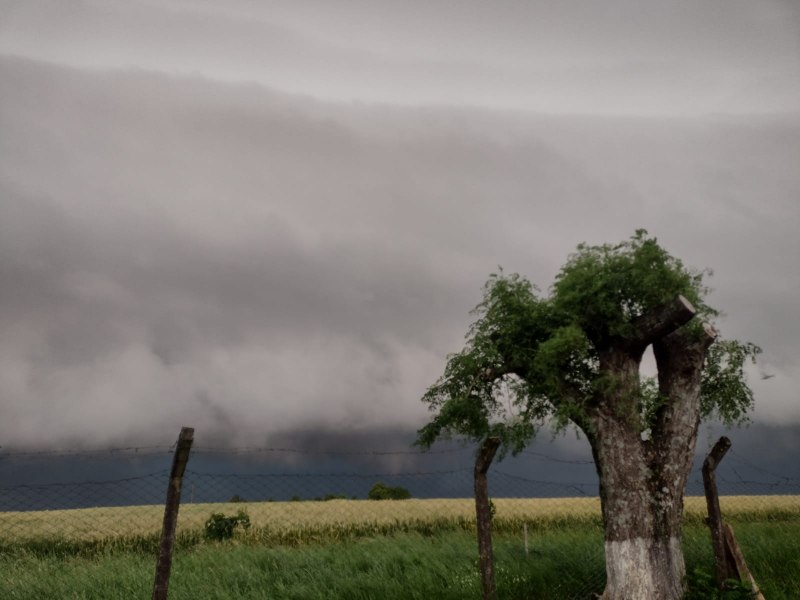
1;497;797;599
1;523;798;599
0;527;602;599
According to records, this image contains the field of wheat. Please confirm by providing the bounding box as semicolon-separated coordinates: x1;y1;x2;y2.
1;495;797;544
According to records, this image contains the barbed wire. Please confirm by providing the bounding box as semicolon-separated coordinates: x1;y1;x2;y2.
191;445;473;456
520;450;594;465
0;445;596;466
185;468;472;480
0;471;169;493
493;470;594;496
0;444;794;482
2;467;791;497
0;446;173;459
720;472;800;490
728;449;800;483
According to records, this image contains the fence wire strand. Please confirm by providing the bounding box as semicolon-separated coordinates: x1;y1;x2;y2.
0;443;797;599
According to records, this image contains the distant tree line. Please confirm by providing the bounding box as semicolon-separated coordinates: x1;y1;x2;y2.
225;482;411;504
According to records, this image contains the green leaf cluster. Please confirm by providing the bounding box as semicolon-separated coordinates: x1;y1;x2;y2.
416;230;760;455
552;229;716;346
701;339;761;424
367;482;412;500
204;510;251;541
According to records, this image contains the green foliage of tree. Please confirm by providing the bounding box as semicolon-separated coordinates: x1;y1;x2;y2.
701;339;761;423
323;493;348;501
204;510;251;541
368;482;412;500
416;229;760;455
551;231;716;342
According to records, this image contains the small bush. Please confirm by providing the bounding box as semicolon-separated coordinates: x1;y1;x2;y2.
204;510;251;541
684;568;756;600
323;494;348;501
368;482;411;500
228;495;246;503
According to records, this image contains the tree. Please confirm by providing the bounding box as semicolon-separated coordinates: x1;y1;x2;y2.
416;231;759;599
367;482;412;500
473;436;501;600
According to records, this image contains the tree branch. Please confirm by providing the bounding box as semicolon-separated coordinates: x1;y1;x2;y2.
650;322;717;483
656;321;717;359
475;436;501;476
627;295;697;350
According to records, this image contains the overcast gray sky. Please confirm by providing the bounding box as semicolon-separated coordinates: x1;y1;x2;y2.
1;0;799;448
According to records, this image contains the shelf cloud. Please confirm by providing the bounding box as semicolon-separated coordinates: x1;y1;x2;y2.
1;1;798;448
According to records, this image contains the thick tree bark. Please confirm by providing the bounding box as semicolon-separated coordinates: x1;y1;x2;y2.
651;322;718;546
474;436;501;600
583;303;716;600
587;352;686;600
590;404;687;600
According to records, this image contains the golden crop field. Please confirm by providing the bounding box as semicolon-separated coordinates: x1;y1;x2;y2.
1;495;797;544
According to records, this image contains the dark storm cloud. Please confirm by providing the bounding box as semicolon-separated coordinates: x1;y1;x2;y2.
3;423;796;502
0;56;633;445
0;1;798;449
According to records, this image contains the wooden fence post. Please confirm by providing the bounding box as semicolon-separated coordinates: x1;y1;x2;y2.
152;426;194;600
702;436;765;598
702;436;734;588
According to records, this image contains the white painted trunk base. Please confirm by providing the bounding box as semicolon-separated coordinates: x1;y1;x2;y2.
603;537;684;600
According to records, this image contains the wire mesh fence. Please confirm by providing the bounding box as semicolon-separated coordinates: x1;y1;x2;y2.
0;441;798;599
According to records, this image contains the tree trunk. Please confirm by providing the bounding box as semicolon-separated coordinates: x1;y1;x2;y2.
590;409;687;600
474;436;500;600
586;319;716;600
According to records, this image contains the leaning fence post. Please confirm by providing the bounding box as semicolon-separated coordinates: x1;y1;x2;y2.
702;435;733;588
152;426;194;600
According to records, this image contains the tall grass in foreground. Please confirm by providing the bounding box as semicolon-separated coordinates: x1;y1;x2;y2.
0;529;604;600
1;522;798;599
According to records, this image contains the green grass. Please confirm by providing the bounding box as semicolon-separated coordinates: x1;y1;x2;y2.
1;522;798;599
1;498;797;599
0;529;606;600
